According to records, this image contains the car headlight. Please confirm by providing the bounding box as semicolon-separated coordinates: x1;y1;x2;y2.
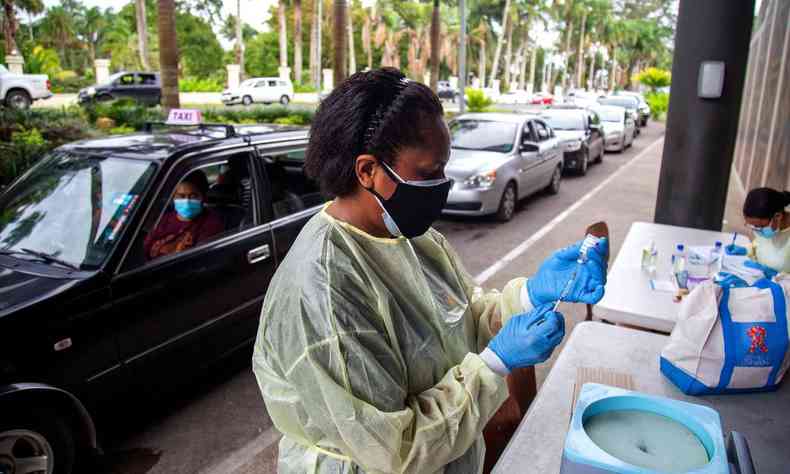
564;140;582;151
86;87;96;96
464;170;497;189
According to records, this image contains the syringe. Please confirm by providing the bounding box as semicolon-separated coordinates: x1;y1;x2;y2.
553;234;601;311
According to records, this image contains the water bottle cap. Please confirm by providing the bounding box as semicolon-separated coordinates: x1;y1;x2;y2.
677;244;684;251
715;241;722;247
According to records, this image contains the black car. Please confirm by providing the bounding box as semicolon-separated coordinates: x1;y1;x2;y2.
437;80;460;101
0;123;325;473
78;71;161;106
539;107;605;175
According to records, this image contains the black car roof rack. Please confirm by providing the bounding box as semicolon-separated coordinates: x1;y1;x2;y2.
143;122;237;138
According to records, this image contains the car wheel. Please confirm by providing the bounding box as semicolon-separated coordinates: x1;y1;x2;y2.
280;95;290;106
0;410;75;474
595;146;604;163
242;96;253;106
546;166;562;195
495;183;517;222
578;150;589;176
5;90;32;110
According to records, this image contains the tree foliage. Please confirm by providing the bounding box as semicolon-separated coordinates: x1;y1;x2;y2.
634;67;671;92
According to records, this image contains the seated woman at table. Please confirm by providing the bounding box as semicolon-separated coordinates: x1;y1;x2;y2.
144;170;224;260
726;187;790;275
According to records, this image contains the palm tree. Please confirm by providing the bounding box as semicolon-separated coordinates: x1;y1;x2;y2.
236;0;245;77
574;4;588;89
158;0;180;111
333;0;347;86
310;0;322;88
488;0;510;88
135;0;150;70
472;20;489;87
293;0;302;84
3;0;19;54
39;6;76;66
428;0;440;91
77;6;104;63
347;4;355;75
362;4;373;70
17;0;43;42
503;9;514;90
279;0;288;76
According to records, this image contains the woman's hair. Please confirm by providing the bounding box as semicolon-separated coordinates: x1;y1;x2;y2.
305;67;444;198
743;187;790;219
182;170;210;196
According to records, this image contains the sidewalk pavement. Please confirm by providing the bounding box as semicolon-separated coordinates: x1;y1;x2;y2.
483;134;748;387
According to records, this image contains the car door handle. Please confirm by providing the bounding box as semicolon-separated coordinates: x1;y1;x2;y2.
247;244;271;264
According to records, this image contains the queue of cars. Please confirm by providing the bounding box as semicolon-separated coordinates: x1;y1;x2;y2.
441;90;649;222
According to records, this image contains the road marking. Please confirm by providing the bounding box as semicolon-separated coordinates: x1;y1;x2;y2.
474;136;665;285
197;425;282;474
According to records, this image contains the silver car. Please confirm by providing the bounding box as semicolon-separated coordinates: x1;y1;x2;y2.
444;113;564;221
590;105;636;153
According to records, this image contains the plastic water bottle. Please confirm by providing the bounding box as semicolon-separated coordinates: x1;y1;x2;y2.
641;240;658;273
709;241;723;275
672;244;688;289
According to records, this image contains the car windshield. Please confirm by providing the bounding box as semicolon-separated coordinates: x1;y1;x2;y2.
450;120;517;153
0;152;156;270
241;79;257;87
593;109;623;122
106;72;129;84
540;113;585;130
599;97;637;109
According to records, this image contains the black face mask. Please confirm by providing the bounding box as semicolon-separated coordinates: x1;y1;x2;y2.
365;161;452;238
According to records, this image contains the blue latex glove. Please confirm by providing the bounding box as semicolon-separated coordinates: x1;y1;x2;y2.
744;259;778;279
725;244;748;256
527;238;608;307
714;272;749;288
487;305;565;370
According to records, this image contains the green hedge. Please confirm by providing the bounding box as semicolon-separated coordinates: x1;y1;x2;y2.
645;92;669;121
0;103;315;185
180;77;225;92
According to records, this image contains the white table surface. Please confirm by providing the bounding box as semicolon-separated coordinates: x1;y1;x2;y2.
492;322;790;474
595;221;751;333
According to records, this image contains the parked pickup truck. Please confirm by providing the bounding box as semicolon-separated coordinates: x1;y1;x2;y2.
0;64;52;109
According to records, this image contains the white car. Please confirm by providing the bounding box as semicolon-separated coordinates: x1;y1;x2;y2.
222;77;294;106
497;90;532;105
0;65;51;109
591;105;636;153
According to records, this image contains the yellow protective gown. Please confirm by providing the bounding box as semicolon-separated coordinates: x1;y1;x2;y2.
252;208;528;473
751;227;790;273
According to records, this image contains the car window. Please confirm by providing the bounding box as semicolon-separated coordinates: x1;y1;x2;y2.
539;112;585;131
118;74;135;86
256;80;267;88
258;148;325;220
589;111;601;126
0;152;156;270
534;121;550;141
129;152;256;267
138;74;157;85
524;122;537;142
268;80;278;87
449;119;518;153
278;81;288;87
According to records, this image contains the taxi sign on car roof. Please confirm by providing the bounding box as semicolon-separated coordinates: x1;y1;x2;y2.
166;108;203;125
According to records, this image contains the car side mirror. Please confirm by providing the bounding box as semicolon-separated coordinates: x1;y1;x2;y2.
521;142;539;153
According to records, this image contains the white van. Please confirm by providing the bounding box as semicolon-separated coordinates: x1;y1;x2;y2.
222;77;294;106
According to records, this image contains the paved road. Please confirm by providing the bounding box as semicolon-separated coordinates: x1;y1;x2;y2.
101;122;666;474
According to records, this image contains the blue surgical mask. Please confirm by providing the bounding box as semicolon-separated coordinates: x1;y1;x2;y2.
174;198;203;220
755;225;778;239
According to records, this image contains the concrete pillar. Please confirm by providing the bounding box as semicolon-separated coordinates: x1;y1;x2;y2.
471;78;481;88
449;76;458;89
226;64;240;89
492;79;501;93
322;69;333;93
5;55;24;75
279;66;291;81
94;59;111;85
654;0;755;230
